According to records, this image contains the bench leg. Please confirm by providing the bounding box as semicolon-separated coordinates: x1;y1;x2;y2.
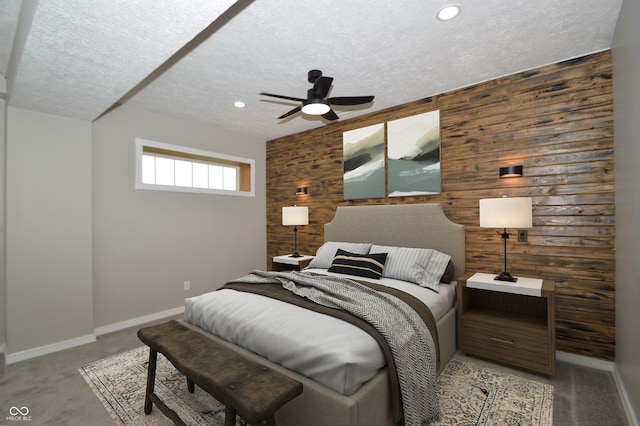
187;377;195;393
224;404;237;426
266;415;276;426
144;348;158;415
143;347;188;425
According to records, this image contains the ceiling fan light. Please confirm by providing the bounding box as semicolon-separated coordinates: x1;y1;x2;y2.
301;99;331;115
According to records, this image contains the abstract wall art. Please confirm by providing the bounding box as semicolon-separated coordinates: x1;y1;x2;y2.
343;123;385;199
387;110;441;196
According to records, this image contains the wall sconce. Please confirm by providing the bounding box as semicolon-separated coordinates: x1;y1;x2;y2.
499;165;523;178
296;187;308;195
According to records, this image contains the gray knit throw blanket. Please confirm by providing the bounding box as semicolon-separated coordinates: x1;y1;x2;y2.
228;270;440;426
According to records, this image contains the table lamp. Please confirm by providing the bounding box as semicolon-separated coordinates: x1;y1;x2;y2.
479;196;532;282
282;206;309;258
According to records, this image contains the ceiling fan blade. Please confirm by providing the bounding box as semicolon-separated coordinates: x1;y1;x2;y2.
278;106;302;119
312;76;333;99
327;95;374;106
322;109;339;121
260;92;305;102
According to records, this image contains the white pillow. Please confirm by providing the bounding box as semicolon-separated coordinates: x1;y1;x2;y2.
307;242;372;269
370;245;452;292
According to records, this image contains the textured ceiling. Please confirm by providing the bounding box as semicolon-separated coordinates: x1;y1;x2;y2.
3;0;623;141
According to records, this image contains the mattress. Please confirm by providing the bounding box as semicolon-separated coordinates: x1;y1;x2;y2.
183;270;456;396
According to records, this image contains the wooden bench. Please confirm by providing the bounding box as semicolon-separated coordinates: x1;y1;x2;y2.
137;320;303;426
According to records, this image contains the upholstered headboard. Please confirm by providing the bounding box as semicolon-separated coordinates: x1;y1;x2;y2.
324;203;465;278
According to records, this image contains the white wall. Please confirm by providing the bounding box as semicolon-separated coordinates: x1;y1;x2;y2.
6;107;93;354
0;94;6;354
2;103;265;359
92;105;266;328
612;0;640;423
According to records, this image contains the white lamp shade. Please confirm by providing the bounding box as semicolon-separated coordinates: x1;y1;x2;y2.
282;206;309;226
479;197;532;229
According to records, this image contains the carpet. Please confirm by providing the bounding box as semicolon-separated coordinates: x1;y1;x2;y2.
79;346;553;425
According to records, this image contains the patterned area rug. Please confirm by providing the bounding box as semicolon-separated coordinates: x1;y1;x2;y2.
79;346;553;425
434;358;553;425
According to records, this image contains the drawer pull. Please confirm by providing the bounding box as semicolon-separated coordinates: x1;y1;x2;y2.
489;336;514;345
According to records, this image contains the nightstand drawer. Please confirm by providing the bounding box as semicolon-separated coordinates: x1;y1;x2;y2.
462;312;550;371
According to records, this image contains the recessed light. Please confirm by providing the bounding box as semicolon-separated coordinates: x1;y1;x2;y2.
437;5;460;21
234;101;245;108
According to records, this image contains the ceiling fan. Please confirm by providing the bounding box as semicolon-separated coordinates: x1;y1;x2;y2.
260;69;374;121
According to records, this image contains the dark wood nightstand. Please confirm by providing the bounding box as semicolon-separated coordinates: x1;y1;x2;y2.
457;271;556;375
271;255;314;272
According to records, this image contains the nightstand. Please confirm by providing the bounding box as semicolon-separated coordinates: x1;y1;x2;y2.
457;271;556;375
271;255;314;272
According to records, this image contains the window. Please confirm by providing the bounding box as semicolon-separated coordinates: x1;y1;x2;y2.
135;138;254;196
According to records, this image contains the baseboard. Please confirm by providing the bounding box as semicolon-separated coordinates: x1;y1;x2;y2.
613;364;640;426
4;307;184;365
6;334;96;365
558;351;638;426
94;306;185;336
556;350;615;371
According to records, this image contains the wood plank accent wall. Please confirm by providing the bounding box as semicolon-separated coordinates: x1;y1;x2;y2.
266;51;615;361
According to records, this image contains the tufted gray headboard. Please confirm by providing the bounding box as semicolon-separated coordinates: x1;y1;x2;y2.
324;203;465;279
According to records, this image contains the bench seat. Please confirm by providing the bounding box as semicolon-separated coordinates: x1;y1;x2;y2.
138;320;303;426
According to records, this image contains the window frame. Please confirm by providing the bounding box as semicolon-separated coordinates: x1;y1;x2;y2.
135;138;255;197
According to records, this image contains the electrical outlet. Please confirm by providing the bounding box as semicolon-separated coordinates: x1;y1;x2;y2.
183;281;190;291
517;230;528;243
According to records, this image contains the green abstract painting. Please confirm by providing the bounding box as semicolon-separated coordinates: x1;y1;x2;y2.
387;110;441;196
343;123;385;199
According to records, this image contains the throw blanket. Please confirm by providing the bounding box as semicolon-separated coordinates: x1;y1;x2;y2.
226;270;441;426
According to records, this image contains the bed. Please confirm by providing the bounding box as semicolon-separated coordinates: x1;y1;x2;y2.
181;203;465;426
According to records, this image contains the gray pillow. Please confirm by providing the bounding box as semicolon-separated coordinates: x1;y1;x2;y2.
370;245;452;292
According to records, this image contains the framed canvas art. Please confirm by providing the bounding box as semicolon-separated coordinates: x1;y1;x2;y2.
343;123;385;199
387;110;441;196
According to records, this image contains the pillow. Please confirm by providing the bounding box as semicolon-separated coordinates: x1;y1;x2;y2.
370;245;452;292
328;249;388;279
422;249;454;289
307;242;372;269
440;259;455;284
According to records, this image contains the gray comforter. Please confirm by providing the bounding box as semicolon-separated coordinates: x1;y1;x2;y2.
228;270;440;426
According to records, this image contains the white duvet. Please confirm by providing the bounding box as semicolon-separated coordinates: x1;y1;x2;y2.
184;270;455;395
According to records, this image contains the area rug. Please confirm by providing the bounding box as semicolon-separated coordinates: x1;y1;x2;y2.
79;346;553;425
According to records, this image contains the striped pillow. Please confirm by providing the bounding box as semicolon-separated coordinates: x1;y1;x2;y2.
307;242;372;269
328;249;388;279
370;245;452;292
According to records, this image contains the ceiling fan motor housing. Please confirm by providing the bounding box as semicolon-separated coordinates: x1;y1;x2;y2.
308;69;323;83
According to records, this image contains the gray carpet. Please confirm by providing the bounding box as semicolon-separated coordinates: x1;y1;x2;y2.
0;316;629;425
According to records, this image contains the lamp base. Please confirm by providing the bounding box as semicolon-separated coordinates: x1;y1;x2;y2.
289;253;302;258
494;271;518;282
